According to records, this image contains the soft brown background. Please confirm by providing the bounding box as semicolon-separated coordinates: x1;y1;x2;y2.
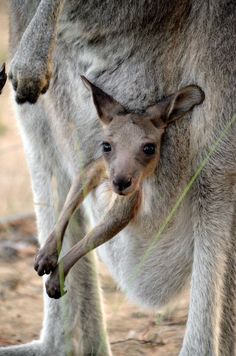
0;2;188;354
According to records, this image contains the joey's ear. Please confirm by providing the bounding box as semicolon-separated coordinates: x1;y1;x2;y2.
166;85;205;123
147;85;205;128
81;76;127;125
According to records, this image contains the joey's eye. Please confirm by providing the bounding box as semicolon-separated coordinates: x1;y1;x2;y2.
143;143;156;155
102;142;112;152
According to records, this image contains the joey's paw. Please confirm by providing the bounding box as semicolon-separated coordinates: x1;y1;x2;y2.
34;247;58;276
46;268;67;299
9;56;51;104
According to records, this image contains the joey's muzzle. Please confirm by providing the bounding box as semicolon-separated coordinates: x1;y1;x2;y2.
112;175;140;195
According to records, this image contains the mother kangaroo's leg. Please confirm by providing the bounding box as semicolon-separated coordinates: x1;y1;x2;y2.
218;203;236;356
0;102;111;356
5;2;111;354
180;3;236;352
180;172;236;356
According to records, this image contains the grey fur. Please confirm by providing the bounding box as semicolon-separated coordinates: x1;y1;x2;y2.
1;0;236;355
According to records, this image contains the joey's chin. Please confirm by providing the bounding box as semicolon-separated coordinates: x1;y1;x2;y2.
117;191;132;196
113;188;129;196
112;186;138;196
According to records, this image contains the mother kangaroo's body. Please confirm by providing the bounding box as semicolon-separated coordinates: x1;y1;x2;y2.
2;0;236;355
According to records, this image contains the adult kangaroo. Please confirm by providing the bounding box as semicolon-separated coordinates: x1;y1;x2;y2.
2;0;236;355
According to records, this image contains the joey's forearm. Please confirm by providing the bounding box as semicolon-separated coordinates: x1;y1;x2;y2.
34;159;106;276
54;158;107;244
46;191;139;298
59;192;139;277
61;222;130;277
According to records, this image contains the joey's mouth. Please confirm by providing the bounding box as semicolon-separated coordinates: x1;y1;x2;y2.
111;178;140;196
115;190;133;196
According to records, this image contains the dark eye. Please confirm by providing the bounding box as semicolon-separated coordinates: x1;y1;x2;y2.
143;143;156;155
102;142;112;152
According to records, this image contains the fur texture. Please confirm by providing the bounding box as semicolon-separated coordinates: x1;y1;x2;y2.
1;0;236;355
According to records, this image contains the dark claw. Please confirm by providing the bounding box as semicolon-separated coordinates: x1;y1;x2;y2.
0;63;7;94
45;265;53;275
37;266;45;276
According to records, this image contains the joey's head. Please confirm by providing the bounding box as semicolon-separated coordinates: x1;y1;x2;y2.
81;76;205;196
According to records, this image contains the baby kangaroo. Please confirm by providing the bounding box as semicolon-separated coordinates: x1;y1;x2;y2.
34;77;204;299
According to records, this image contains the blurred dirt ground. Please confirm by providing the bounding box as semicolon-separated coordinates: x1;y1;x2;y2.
0;2;189;355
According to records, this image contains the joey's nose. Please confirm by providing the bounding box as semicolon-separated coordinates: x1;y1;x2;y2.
113;177;132;192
